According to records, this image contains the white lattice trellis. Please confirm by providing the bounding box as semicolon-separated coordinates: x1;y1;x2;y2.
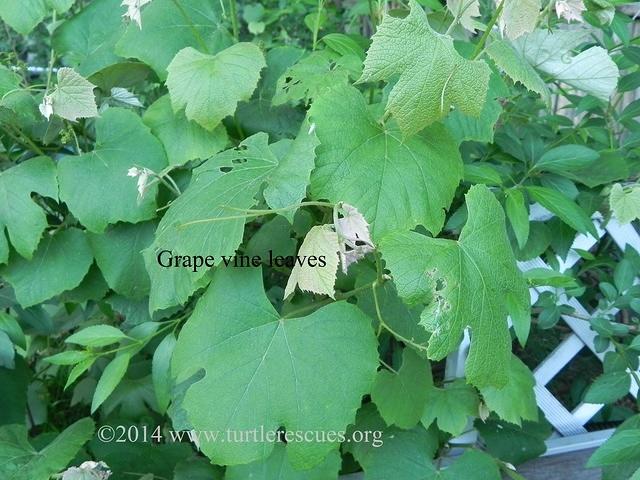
446;212;640;456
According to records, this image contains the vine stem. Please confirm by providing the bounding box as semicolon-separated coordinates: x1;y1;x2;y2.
470;0;505;60
281;280;377;319
170;0;209;53
229;0;239;41
312;0;325;51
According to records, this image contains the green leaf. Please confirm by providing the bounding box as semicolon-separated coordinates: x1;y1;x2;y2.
446;0;480;31
443;449;501;480
115;0;230;79
505;189;530;250
284;225;340;299
515;29;619;101
145;129;316;313
485;40;550;103
0;312;25;349
371;348;430;429
46;68;98;122
610;183;640;224
421;378;479;436
152;333;176;414
88;221;155;299
479;356;538;426
226;443;341;480
52;0;125;77
0;331;15;369
309;84;462;240
65;325;128;348
0;0;74;35
476;417;552;465
166;44;266;131
584;371;631;404
91;353;130;413
44;350;93;366
0;228;93;308
174;457;224;480
526;186;597;237
0;156;57;263
58;108;167;233
0;418;95;480
357;0;491;136
142;95;228;167
501;0;541;40
381;185;530;388
171;267;378;468
534;145;600;175
588;429;640;467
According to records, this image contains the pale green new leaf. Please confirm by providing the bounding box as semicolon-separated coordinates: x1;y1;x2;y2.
92;353;130;413
480;356;538;425
145;127;317;313
115;0;230;79
47;68;98;121
610;183;640;224
357;0;491;136
284;225;340;299
0;156;57;263
0;228;93;308
309;85;462;240
58;108;167;232
66;325;127;347
515;28;619;100
371;348;431;429
166;44;266;131
421;378;479;436
88;221;155;299
446;0;480;31
0;418;94;480
226;443;341;480
485;40;550;104
152;333;176;414
501;0;541;40
380;185;530;388
171;267;378;468
143;95;228;167
505;188;530;249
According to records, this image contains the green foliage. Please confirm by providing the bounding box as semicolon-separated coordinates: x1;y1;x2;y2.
1;0;639;477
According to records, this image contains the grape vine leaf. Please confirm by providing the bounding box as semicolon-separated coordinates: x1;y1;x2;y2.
166;44;266;131
446;0;480;31
357;0;491;137
171;267;379;468
225;443;341;480
371;348;430;429
0;0;74;35
145;127;318;313
421;378;480;436
0;228;93;308
143;95;228;167
0;156;57;264
380;185;530;388
0;418;95;480
284;225;340;299
500;0;541;40
53;0;126;77
479;355;538;426
87;221;155;299
45;68;98;122
309;84;463;240
610;183;640;224
485;40;551;104
58;108;167;233
514;28;619;101
115;0;231;80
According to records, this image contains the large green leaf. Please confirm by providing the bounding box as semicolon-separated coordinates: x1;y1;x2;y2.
588;429;640;467
309;84;462;240
421;378;479;436
88;221;155;299
142;95;228;167
53;0;126;77
357;0;490;136
0;0;74;35
171;267;378;468
500;0;540;40
0;418;94;480
0;156;57;264
0;228;93;308
115;0;230;79
58;108;167;233
380;185;530;388
166;44;266;131
145;127;316;313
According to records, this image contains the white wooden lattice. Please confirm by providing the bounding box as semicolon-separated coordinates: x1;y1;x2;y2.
446;211;640;456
